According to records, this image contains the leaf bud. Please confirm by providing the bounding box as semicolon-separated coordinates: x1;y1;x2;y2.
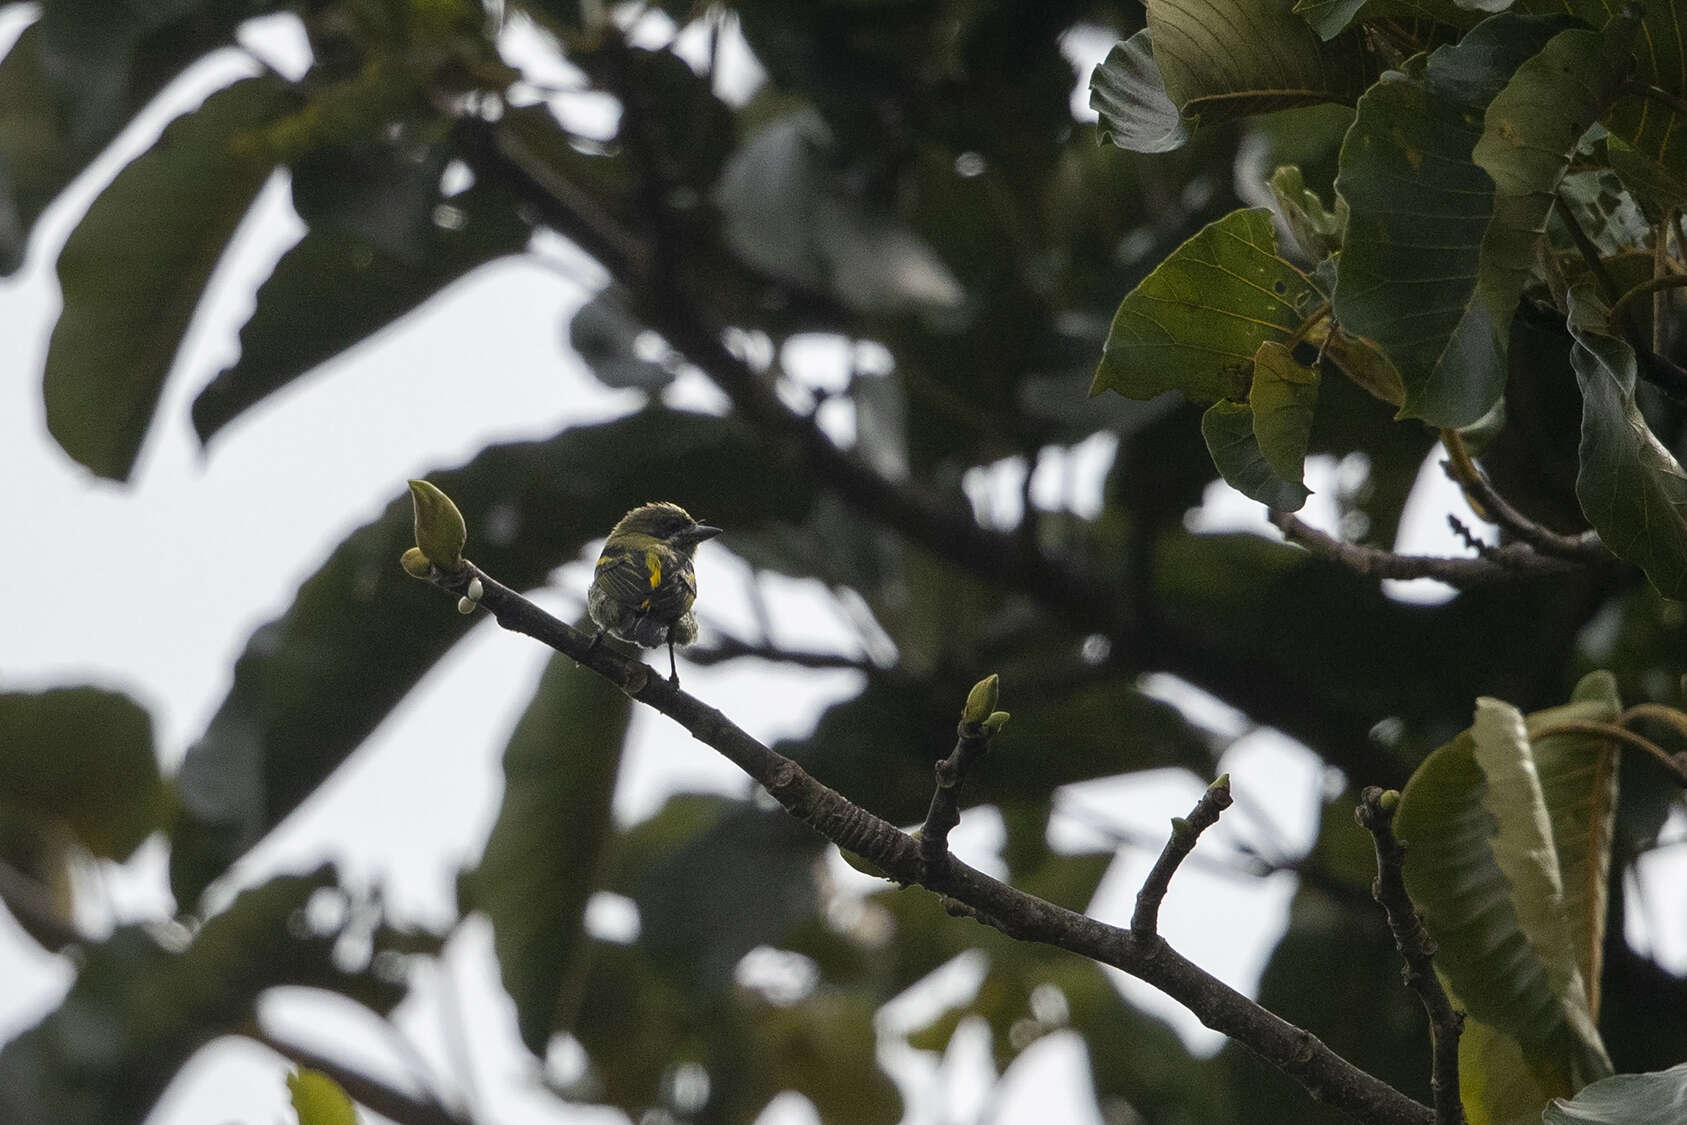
408;479;467;573
962;674;1000;724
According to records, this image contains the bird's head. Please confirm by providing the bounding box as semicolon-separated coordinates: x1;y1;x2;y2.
609;502;722;553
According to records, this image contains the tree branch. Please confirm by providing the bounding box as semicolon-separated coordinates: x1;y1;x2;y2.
1270;511;1580;585
421;563;1435;1125
1438;431;1607;562
1132;774;1232;937
459;108;1416;786
919;715;997;875
1356;788;1465;1125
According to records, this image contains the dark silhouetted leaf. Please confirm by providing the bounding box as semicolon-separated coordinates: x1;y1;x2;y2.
0;687;163;860
43;75;290;479
0;868;345;1125
188;155;526;445
470;652;631;1057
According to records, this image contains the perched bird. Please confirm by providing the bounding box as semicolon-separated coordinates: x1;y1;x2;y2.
587;502;721;685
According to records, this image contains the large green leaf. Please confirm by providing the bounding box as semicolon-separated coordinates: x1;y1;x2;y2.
1146;0;1375;126
1088;30;1189;154
1473;15;1639;333
191;173;531;444
1091;208;1319;404
1553;0;1687;178
1566;284;1687;600
1544;1062;1687;1123
0;868;358;1125
1332;14;1579;428
1394;673;1621;1119
0;11;245;273
169;410;816;908
466;652;631;1058
0;687;164;860
1201;398;1312;510
43;75;290;480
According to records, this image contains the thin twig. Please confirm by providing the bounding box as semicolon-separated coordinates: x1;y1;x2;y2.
1438;431;1608;561
421;565;1435;1125
1132;775;1233;936
1355;788;1465;1125
683;634;877;671
919;718;997;875
1554;192;1623;309
1270;511;1579;585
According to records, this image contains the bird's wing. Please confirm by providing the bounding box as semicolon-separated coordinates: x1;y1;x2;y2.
593;544;663;611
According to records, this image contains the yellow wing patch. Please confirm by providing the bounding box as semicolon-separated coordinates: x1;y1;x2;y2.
644;550;662;589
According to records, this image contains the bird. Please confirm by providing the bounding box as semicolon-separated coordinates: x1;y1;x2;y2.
587;502;721;686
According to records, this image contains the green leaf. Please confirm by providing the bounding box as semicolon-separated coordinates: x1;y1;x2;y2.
1473;14;1639;334
1269;165;1347;261
469;653;631;1057
1544;1062;1687;1123
1249;340;1320;486
0;13;245;274
0;868;346;1125
1202;399;1312;511
1566;284;1687;599
1147;0;1376;126
1332;13;1581;427
0;687;164;860
1605;134;1687;215
1088;31;1189;154
191;163;532;444
1092;208;1318;404
1394;673;1622;1117
43;75;290;480
1585;0;1687;178
287;1068;359;1125
169;410;816;908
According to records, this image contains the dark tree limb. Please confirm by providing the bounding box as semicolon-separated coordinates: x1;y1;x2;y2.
1356;788;1465;1125
420;562;1435;1125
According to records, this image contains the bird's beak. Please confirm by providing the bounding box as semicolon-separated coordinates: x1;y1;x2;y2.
678;523;722;545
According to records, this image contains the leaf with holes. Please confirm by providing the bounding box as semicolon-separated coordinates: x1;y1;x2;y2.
1092;208;1318;404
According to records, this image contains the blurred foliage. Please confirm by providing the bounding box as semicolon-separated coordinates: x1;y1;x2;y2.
7;0;1687;1122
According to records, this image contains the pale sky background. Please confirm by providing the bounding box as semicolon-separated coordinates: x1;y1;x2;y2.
0;8;1682;1125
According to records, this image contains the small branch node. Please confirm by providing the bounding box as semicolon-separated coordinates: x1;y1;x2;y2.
1131;775;1232;937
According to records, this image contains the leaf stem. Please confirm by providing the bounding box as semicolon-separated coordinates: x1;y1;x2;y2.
1533;719;1687;788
